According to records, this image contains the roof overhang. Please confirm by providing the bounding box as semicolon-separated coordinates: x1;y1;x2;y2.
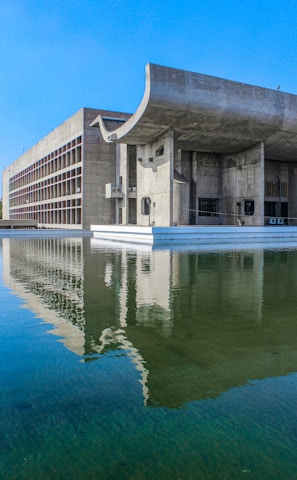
94;63;297;161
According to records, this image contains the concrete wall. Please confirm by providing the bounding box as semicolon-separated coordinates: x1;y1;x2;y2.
173;149;190;225
265;159;288;186
222;142;264;226
173;146;264;226
193;152;222;225
173;150;222;225
173;181;189;225
136;130;174;226
82;109;128;228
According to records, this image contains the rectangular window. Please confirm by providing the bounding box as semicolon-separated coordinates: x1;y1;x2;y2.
265;181;288;198
142;197;151;215
199;198;218;217
244;200;254;216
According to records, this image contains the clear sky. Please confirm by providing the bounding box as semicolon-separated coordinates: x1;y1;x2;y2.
1;0;297;194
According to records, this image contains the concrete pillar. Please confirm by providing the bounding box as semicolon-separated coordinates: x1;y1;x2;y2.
222;142;264;226
136;130;174;226
173;148;190;225
116;144;128;224
169;151;189;225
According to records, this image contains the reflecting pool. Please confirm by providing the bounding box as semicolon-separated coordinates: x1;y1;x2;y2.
1;236;297;479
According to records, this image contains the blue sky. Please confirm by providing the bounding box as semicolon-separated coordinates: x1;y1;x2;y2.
1;0;297;193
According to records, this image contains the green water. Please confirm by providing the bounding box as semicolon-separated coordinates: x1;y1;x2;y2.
1;236;297;479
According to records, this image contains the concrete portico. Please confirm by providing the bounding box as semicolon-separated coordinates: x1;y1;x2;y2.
91;63;297;229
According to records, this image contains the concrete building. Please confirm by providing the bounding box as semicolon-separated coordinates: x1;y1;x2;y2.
3;63;297;229
95;63;297;228
2;108;129;229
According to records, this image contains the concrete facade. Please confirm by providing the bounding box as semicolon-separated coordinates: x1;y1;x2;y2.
3;108;129;229
3;63;297;229
94;64;297;228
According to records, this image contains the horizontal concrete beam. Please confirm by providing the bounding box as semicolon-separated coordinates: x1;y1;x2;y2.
96;64;297;160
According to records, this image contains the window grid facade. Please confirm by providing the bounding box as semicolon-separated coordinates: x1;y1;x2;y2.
8;136;83;226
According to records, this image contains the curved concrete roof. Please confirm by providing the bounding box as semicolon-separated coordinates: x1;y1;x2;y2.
94;63;297;160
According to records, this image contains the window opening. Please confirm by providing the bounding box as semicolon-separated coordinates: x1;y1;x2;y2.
244;200;254;216
199;198;218;217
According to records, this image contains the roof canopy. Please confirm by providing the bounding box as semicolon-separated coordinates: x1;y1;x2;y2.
92;63;297;161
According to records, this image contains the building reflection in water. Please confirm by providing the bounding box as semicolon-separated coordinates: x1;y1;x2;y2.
2;237;85;355
3;236;297;408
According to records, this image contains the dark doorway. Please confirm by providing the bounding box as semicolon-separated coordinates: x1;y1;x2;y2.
281;202;288;224
129;198;136;224
264;201;276;217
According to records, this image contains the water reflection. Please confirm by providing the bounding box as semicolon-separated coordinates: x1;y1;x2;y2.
2;237;85;355
3;236;297;408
